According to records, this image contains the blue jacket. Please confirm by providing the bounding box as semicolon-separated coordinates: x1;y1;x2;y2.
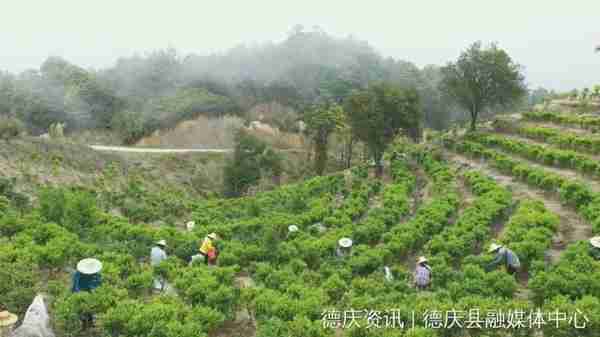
72;271;102;293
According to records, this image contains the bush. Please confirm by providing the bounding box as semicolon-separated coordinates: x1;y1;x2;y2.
111;110;147;145
0;116;24;140
39;187;99;236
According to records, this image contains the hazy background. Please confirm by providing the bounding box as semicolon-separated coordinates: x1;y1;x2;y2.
2;0;599;91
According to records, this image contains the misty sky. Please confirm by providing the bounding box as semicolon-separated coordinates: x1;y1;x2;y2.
2;0;599;91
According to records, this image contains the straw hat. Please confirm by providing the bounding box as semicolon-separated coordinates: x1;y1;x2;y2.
207;233;218;240
488;243;503;253
77;258;102;275
338;238;353;248
0;311;18;327
417;256;428;264
156;239;167;247
288;225;299;233
590;236;600;248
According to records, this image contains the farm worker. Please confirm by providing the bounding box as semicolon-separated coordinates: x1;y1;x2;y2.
414;256;432;290
71;258;103;329
200;233;219;265
486;243;521;275
10;295;55;337
287;225;299;238
336;237;353;258
0;309;18;337
383;266;394;282
186;221;196;232
72;258;103;293
151;240;168;291
589;236;600;260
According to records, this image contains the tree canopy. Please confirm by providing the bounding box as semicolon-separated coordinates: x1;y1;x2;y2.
439;42;527;130
344;82;421;176
303;102;344;175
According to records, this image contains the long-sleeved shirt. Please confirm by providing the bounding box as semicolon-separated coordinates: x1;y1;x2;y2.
199;237;214;255
72;271;102;293
488;247;521;270
151;246;167;267
590;247;600;260
414;264;431;287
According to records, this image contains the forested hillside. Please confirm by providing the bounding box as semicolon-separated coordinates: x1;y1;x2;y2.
0;27;471;145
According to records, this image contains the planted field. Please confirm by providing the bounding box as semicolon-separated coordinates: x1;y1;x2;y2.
2;114;600;337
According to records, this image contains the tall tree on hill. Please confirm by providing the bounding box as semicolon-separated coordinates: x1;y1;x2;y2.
223;129;283;197
344;82;422;177
439;42;527;131
304;102;344;175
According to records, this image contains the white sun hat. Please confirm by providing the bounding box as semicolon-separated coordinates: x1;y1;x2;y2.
488;243;503;253
417;256;428;264
0;311;18;327
77;258;103;275
207;233;218;240
288;225;299;233
186;221;196;231
156;239;167;247
338;237;353;248
590;236;600;248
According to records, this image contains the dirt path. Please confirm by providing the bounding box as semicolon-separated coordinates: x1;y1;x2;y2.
444;151;592;264
89;145;232;153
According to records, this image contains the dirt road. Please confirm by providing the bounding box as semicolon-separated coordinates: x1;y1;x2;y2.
89;145;232;153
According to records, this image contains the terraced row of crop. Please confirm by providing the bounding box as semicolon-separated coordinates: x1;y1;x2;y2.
425;171;512;266
523;111;600;130
498;199;560;269
494;118;600;154
446;138;600;234
383;145;459;259
468;132;600;179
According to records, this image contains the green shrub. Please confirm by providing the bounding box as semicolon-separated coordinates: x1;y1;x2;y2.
0;116;24;140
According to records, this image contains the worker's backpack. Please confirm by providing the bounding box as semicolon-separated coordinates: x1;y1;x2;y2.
207;248;217;263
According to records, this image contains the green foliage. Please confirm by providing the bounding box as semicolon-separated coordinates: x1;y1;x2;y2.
173;265;240;319
223;129;283;197
0;243;39;314
0;116;24;140
100;297;209;337
304;102;344;175
449;137;600;234
39;187;99;235
111;110;146;144
344;83;422;174
440;41;527;130
0;176;29;210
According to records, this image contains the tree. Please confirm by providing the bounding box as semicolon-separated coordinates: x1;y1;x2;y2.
304;103;344;175
582;87;590;100
439;42;527;131
223;129;283;197
344;82;421;177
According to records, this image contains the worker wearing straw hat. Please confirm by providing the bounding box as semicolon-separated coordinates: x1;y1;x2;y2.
336;237;353;258
414;256;432;290
151;240;168;291
186;221;196;232
287;225;299;239
0;309;18;337
199;233;219;265
486;243;521;275
72;258;103;293
590;236;600;260
71;258;103;330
